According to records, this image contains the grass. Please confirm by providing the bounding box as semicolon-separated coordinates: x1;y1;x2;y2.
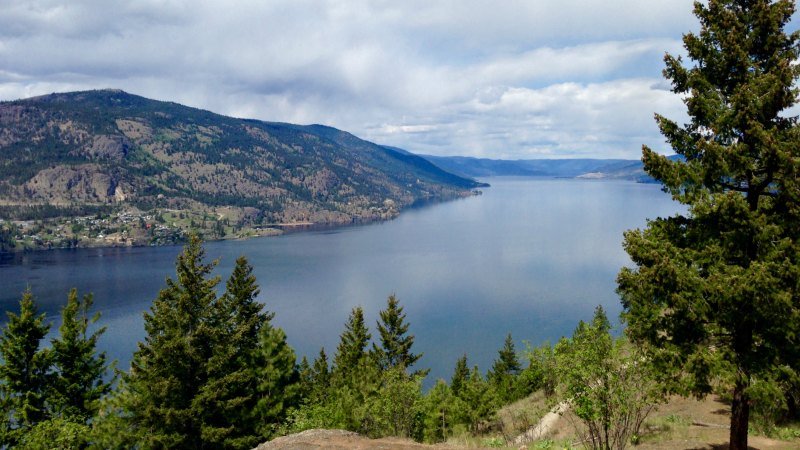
457;392;800;450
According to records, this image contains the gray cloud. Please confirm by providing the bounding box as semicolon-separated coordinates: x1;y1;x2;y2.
0;0;763;159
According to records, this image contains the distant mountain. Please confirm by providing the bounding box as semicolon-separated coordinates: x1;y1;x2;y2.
0;90;483;227
420;155;658;182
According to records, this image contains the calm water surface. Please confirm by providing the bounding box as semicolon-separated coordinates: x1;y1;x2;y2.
0;177;682;384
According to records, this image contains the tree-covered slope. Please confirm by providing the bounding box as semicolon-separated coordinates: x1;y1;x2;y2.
0;89;481;225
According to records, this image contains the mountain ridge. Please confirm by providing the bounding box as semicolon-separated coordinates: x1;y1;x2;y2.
419;154;656;181
0;89;483;249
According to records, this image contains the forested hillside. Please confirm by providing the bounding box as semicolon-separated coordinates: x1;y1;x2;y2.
0;90;483;250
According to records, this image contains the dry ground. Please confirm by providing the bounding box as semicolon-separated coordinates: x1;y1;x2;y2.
253;395;799;450
253;429;473;450
530;394;798;450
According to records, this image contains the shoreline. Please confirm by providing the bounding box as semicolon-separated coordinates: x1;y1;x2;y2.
0;189;485;254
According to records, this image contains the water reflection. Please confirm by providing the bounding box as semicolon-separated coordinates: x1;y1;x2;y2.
0;178;682;385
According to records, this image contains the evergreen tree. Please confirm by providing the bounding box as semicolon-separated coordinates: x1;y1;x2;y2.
297;356;313;401
333;306;371;380
310;348;331;402
373;295;421;372
325;307;385;434
524;341;557;397
617;1;800;448
18;417;90;450
119;234;220;448
488;333;522;403
218;255;271;351
109;238;298;449
0;290;51;446
422;380;464;443
50;288;112;422
459;366;498;433
252;324;299;438
201;255;271;448
450;354;469;397
490;333;521;376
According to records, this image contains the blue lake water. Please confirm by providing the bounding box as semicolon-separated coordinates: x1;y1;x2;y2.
0;177;682;385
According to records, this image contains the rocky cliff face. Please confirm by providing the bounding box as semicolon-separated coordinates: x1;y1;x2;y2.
0;90;481;225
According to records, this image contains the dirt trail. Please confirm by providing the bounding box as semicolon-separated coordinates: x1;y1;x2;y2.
512;401;569;446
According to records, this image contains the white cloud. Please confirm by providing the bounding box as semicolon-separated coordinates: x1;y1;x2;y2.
0;0;773;159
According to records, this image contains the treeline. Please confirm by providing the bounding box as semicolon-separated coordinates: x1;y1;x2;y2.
0;236;543;448
2;237;798;449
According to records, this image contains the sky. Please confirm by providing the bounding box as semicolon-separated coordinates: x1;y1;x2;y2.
0;1;793;159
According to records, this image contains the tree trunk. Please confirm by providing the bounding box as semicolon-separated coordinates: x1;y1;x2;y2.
729;381;750;450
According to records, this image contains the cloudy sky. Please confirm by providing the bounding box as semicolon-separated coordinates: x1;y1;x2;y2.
2;0;790;159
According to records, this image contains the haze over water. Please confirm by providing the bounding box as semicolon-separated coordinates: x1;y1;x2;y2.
0;177;682;384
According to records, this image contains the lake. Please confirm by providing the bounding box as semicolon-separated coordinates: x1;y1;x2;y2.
0;177;682;385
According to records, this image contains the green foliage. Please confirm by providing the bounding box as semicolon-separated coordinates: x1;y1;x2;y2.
362;367;424;439
488;333;524;404
748;366;800;435
0;221;18;251
50;288;113;422
555;306;659;450
252;324;300;438
0;289;52;446
374;294;422;372
524;341;558;397
617;1;800;448
289;301;429;441
459;366;499;433
421;379;467;443
309;348;331;402
105;236;297;449
18;417;90;450
332;306;372;382
450;354;470;397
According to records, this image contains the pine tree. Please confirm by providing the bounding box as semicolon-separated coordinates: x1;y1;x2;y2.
201;255;271;448
310;348;331;402
297;356;313;401
333;306;371;380
218;256;271;351
617;1;800;448
488;334;522;403
373;295;421;372
115;235;221;448
50;288;112;422
252;324;299;438
459;366;498;432
329;307;382;433
422;380;464;443
450;354;469;397
0;290;51;446
491;334;521;376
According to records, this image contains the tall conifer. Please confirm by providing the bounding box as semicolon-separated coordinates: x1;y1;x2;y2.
488;334;522;403
116;235;221;448
373;295;421;372
108;237;298;449
450;354;469;397
50;288;112;422
333;306;371;379
252;324;299;438
0;290;51;446
617;1;800;448
310;348;331;402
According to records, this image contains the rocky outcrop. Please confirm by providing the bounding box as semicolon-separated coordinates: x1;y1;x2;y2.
23;165;128;203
